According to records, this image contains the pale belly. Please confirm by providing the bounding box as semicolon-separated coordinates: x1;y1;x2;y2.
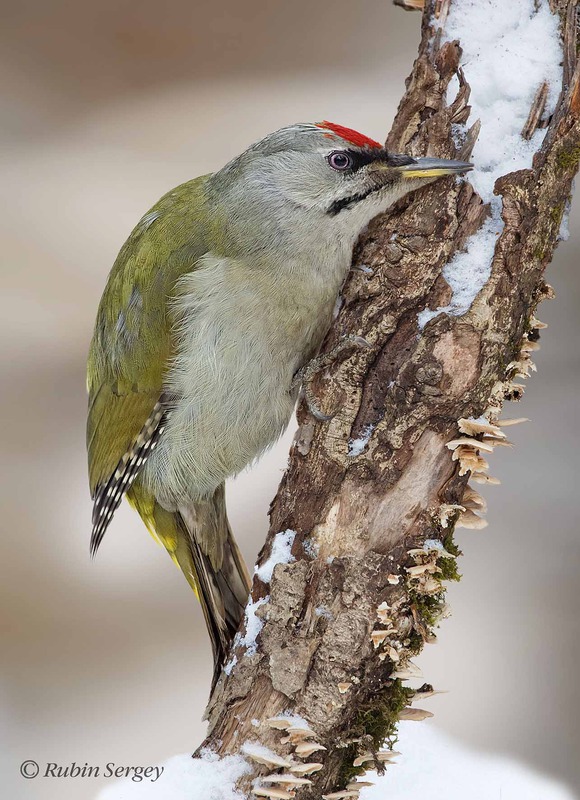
142;254;343;509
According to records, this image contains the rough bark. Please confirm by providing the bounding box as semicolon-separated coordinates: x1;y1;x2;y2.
198;1;580;798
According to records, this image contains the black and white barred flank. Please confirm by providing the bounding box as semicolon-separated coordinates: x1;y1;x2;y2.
90;400;169;557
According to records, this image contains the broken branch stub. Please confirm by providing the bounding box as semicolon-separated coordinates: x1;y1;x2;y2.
198;1;580;797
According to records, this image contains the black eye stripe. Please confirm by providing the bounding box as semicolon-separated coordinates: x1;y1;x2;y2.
345;149;379;170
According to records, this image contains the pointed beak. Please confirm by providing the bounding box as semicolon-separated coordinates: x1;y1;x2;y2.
394;157;473;179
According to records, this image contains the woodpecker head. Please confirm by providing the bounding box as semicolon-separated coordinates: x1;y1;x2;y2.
210;121;472;258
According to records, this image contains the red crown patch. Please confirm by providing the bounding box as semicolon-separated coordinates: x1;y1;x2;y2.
316;121;382;149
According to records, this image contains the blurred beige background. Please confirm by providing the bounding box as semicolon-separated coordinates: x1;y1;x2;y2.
1;1;578;798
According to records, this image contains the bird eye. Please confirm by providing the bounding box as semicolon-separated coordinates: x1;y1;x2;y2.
327;151;353;171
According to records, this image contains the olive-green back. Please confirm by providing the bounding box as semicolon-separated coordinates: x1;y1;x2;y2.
86;175;212;496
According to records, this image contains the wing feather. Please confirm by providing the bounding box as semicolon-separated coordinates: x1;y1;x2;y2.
86;175;211;550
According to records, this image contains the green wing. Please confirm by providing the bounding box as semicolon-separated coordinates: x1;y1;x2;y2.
87;175;212;552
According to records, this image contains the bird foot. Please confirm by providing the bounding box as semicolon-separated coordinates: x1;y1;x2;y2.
292;335;371;421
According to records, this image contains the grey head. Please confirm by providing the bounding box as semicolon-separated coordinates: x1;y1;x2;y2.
208;121;472;258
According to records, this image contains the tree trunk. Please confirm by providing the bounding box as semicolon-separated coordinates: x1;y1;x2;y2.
198;1;580;797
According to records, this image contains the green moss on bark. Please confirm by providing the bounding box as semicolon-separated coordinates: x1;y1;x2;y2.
438;530;462;582
337;679;414;785
556;144;580;172
337;528;461;787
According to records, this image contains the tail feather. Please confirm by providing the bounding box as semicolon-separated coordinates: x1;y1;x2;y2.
127;481;251;685
184;523;248;684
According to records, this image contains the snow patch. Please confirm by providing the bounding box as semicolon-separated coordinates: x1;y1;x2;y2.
348;424;376;457
96;749;250;800
420;0;563;328
240;741;284;763
96;724;575;800
445;0;562;205
271;711;311;729
223;654;237;676
255;529;296;584
315;606;333;620
423;539;447;553
559;198;571;241
418;217;499;328
238;596;269;656
468;414;490;425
